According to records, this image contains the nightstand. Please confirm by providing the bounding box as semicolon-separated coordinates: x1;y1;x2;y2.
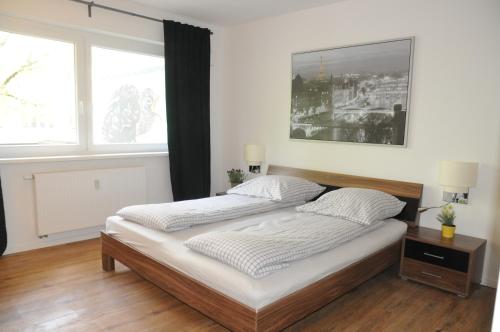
215;191;227;196
400;226;486;297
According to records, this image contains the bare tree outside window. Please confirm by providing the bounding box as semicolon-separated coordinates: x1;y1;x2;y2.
0;31;77;145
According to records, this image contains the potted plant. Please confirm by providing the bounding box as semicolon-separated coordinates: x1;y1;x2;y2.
227;169;245;188
437;204;456;239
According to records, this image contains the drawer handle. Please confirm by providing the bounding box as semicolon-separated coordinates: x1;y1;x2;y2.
421;271;442;279
423;252;444;260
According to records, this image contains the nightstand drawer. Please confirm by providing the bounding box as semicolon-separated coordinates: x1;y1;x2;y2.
401;258;467;294
404;239;469;272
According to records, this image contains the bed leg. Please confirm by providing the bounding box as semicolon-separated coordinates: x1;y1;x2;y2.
102;252;115;271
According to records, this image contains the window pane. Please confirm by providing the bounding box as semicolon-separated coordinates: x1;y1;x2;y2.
0;31;77;145
91;47;166;145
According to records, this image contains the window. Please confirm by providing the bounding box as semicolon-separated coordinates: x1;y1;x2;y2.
0;31;77;145
91;47;166;145
0;16;167;158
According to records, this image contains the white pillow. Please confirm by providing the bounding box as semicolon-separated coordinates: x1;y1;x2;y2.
296;187;406;225
227;175;325;202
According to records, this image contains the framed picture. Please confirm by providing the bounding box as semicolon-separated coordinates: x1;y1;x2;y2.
290;38;414;146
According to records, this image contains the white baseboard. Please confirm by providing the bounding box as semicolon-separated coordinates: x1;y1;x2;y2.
3;226;104;255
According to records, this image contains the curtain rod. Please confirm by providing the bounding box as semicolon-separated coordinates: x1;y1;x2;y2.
68;0;213;35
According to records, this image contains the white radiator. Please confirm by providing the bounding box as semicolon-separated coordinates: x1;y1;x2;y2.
34;167;146;236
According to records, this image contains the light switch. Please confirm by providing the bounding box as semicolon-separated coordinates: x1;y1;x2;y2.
94;179;100;190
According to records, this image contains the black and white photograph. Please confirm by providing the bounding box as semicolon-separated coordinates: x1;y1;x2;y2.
290;38;413;146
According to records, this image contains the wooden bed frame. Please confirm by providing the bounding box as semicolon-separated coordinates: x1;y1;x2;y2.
101;165;423;331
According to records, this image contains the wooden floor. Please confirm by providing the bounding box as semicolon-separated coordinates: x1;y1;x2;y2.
0;239;495;332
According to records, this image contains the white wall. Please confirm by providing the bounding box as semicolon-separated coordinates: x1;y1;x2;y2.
0;0;228;254
223;0;500;286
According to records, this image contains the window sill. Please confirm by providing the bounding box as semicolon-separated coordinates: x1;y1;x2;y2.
0;151;168;164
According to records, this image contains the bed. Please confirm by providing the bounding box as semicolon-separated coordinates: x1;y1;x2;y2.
101;165;423;331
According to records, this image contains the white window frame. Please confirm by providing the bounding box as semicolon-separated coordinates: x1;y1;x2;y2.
0;15;167;158
86;34;167;154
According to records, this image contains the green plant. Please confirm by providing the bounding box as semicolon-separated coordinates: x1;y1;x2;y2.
437;204;456;226
227;168;245;184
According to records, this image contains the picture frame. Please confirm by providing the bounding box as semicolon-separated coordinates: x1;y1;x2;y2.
290;37;414;147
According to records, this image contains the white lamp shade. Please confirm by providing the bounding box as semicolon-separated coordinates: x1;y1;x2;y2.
438;160;478;193
244;144;264;166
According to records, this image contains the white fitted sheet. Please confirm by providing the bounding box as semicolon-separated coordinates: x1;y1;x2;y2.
106;208;407;310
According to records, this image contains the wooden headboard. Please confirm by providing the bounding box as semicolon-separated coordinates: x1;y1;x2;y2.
267;165;423;226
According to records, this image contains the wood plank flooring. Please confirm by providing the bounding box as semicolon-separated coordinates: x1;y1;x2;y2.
0;239;495;331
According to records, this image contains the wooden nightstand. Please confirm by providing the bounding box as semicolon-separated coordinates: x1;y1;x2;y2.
400;226;486;297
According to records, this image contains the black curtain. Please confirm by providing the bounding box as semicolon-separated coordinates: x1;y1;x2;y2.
0;177;6;256
163;20;211;201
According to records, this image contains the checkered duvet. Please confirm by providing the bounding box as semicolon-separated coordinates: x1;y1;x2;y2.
116;194;300;232
185;212;384;278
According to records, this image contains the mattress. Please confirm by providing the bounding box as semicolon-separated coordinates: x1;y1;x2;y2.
106;207;407;310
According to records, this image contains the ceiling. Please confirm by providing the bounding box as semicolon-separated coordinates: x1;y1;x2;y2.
129;0;347;26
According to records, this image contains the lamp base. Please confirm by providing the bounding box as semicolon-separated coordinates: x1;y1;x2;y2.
443;191;469;204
